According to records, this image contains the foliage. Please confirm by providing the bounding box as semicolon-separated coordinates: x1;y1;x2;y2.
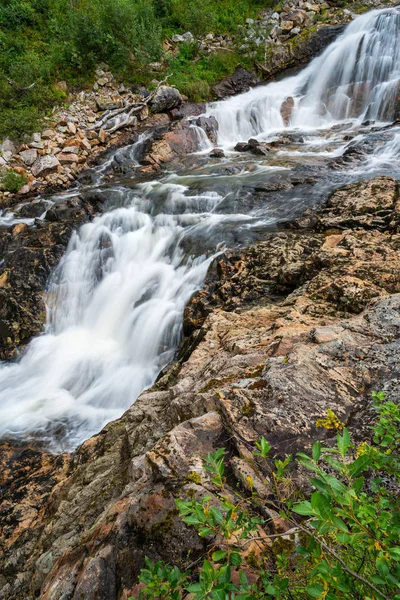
0;0;276;137
131;392;400;600
0;169;27;192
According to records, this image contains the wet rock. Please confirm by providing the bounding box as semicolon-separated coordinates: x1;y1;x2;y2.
150;86;183;113
14;201;49;219
248;138;271;155
213;66;260;99
31;155;60;177
209;148;225;158
280;97;295;125
196;115;219;143
259;25;344;80
234;141;250;152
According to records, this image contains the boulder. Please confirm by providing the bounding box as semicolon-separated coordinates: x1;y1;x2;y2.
150;86;183;113
213;67;260;99
31;155;60;177
19;149;38;166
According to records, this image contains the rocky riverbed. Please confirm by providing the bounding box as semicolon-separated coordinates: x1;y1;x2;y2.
1;173;400;599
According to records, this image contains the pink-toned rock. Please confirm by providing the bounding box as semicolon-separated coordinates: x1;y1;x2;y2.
57;153;79;164
99;129;107;144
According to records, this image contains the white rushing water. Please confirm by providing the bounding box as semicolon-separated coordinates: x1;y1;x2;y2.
0;7;399;449
207;7;400;145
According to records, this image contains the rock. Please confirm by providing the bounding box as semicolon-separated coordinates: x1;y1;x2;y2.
1;138;17;155
234;141;251;152
18;184;31;195
209;148;225;158
42;129;56;140
31;155;60;177
196;115;219;144
67;122;76;135
247;138;271;155
19;149;38;166
213;67;260;99
150;86;183;113
61;145;80;154
29;141;45;149
99;129;108;144
57;152;79;164
291;27;301;35
172;32;194;43
32;133;41;143
3;173;400;597
2;150;13;162
281;19;294;31
54;80;68;93
280;96;295;125
259;25;344;80
14;201;48;218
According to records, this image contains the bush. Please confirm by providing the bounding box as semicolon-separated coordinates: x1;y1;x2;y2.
131;392;400;600
1;170;27;192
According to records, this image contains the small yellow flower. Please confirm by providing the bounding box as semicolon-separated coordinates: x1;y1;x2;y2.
316;408;345;430
356;441;369;457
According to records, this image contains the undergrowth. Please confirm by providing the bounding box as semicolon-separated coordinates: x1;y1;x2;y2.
0;0;271;139
130;391;400;599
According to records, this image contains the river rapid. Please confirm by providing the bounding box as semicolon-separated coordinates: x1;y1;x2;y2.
0;7;399;450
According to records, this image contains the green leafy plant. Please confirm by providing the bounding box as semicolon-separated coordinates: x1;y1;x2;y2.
1;169;27;192
131;392;400;599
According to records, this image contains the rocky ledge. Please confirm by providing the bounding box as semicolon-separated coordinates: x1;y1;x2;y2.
1;175;400;599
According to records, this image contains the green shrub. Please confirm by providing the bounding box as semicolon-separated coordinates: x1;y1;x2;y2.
1;170;28;193
131;392;400;600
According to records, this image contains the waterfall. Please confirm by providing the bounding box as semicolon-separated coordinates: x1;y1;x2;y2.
0;183;222;449
0;7;399;449
207;8;400;145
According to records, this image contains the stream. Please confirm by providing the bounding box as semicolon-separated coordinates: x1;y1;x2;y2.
0;7;399;450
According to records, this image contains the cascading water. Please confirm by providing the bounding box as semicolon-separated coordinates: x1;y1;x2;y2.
0;7;399;450
207;8;400;145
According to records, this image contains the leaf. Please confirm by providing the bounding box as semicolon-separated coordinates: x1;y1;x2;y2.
311;491;333;520
348;454;371;477
336;532;352;544
312;441;322;462
352;476;364;495
370;575;386;585
212;550;227;562
331;516;349;532
292;501;314;516
306;583;324;598
376;557;390;577
310;477;329;493
230;552;242;566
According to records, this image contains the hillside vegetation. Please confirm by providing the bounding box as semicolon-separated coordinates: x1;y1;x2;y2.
0;0;269;139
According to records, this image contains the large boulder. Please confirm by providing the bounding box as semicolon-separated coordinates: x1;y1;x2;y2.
150;86;183;114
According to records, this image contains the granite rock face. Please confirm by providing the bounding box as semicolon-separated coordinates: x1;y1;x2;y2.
1;176;400;599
